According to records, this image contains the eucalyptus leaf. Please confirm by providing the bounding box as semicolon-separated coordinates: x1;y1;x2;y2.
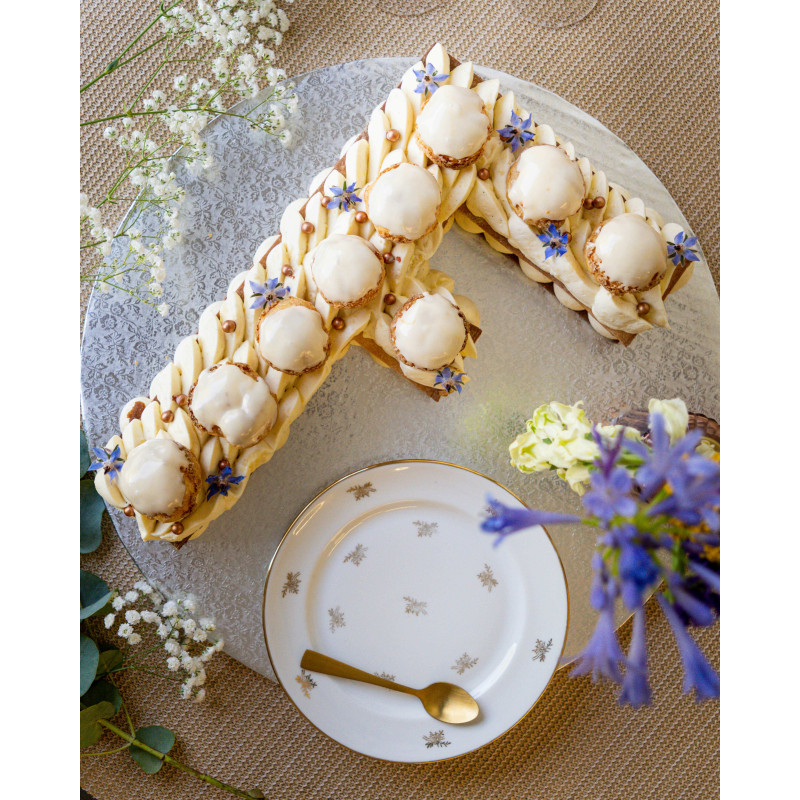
80;634;99;696
96;648;124;676
80;701;115;748
80;479;105;553
81;679;122;714
130;726;175;774
80;570;111;619
80;429;90;477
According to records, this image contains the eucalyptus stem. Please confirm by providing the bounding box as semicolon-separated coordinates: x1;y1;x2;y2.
97;720;263;799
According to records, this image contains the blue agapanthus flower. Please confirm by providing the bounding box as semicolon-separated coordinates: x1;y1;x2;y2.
434;366;466;395
206;465;245;501
412;62;449;97
88;445;124;482
482;497;580;547
498;110;535;153
249;277;290;310
536;224;569;259
480;409;720;707
326;181;362;212
666;230;700;267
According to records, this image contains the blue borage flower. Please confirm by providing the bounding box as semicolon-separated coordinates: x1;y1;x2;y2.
412;62;449;98
249;277;290;310
326;182;362;212
480;409;720;706
434;366;466;395
666;230;700;267
205;465;244;501
498;110;535;153
537;224;569;259
88;445;124;482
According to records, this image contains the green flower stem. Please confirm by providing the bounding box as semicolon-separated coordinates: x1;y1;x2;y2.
119;691;136;737
80;106;278;130
126;29;198;113
79;1;182;94
97;719;262;799
109;666;183;682
81;742;132;757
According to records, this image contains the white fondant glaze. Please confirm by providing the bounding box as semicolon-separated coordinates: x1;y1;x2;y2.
257;305;328;373
311;234;383;305
507;145;585;223
366;163;441;241
416;85;489;159
192;363;277;448
392;293;466;370
589;214;667;290
118;439;192;518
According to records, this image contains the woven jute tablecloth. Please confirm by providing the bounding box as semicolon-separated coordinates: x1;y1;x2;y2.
80;2;720;797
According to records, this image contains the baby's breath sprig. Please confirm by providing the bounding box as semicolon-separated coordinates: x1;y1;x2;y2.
81;1;298;310
102;581;223;703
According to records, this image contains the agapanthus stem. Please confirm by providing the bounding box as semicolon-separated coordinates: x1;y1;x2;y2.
97;719;262;799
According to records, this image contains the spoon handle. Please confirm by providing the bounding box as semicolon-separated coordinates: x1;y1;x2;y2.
300;650;418;697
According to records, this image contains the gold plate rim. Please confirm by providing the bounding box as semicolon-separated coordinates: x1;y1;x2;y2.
260;458;571;765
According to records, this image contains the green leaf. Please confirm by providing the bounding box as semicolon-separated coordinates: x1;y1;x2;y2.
81;679;122;714
130;726;175;774
80;634;100;696
96;648;124;676
80;570;111;619
80;701;115;748
80;479;105;553
80;430;90;477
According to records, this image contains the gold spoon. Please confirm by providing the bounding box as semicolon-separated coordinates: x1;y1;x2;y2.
300;649;480;724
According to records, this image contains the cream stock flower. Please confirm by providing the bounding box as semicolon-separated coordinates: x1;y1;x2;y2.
648;398;689;444
510;401;641;493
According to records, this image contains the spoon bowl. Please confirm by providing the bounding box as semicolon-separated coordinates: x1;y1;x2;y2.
418;682;480;724
300;649;480;724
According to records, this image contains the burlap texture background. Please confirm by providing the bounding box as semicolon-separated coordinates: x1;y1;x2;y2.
80;1;720;797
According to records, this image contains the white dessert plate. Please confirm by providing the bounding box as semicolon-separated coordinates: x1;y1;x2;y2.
262;460;568;762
